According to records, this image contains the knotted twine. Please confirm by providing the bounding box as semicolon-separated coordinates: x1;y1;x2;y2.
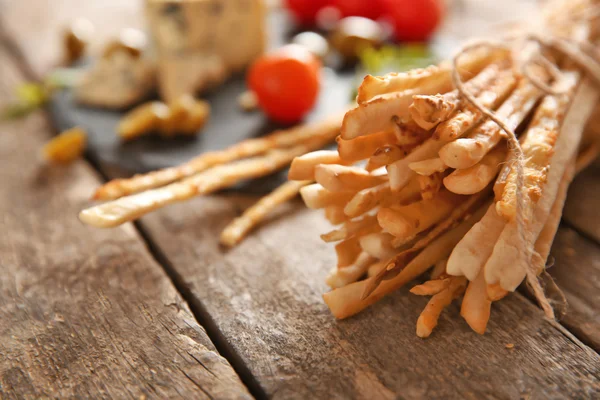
450;35;600;320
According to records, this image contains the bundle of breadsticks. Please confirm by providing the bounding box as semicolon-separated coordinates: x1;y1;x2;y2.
288;0;600;337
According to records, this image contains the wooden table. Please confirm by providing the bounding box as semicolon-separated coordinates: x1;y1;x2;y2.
1;1;599;399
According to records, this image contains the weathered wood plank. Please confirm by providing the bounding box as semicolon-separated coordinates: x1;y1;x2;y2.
563;161;600;243
548;226;600;351
0;42;251;399
138;196;600;399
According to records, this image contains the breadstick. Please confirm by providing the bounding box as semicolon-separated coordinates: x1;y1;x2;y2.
359;232;396;260
80;145;310;228
409;158;448;176
356;46;508;104
484;77;597;291
323;209;483;319
446;203;506;281
434;68;518;142
443;145;508;195
288;150;345;181
325;253;376;289
416;276;467;338
410;278;451;296
337;130;397;162
335;236;362;268
343;179;421;218
409;63;501;130
299;184;354;209
320;214;379;243
388;139;447;191
496;73;578;220
377;190;465;241
439;78;546;169
93;111;345;200
315;164;387;192
325;205;349;225
460;271;491;335
418;172;444;200
220;180;310;247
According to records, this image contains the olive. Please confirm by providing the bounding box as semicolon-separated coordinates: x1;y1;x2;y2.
329;17;384;62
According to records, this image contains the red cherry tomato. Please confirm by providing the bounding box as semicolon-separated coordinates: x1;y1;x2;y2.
248;45;321;123
285;0;332;26
331;0;384;20
381;0;444;42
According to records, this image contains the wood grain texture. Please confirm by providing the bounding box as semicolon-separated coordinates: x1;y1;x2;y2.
548;226;600;351
138;196;600;399
0;43;251;400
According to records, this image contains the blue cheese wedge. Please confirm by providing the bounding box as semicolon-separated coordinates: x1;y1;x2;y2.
75;50;156;109
146;0;266;102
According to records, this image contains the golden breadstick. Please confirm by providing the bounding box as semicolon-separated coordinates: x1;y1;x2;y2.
343;179;421;218
337;130;397;162
219;180;310;247
416;276;467;338
434;69;517;142
93;111;345;200
460;271;491;335
443;145;508;195
323;210;483;319
496;73;577;220
408;158;448;176
335;236;362;268
299;184;354;209
410;278;450;296
80;145;309;228
315;164;387;192
388;139;447;192
320;214;380;243
409;63;501;130
359;232;396;260
356;46;507;104
325;205;349;225
484;76;597;291
418;172;444;200
439;78;546;169
289;150;345;181
378;190;465;240
446;203;506;281
326;253;376;289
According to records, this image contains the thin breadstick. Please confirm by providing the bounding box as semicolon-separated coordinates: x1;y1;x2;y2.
325;205;349;225
410;278;450;296
356;46;508;104
93;111;345;200
438;78;546;169
325;253;376;289
343;179;421;218
484;77;597;291
378;190;465;240
320;214;380;243
315;164;387;192
79;145;310;228
416;276;467;338
359;232;396;260
409;63;502;130
337;130;397;162
335;236;362;268
323;209;483;319
446;203;506;281
391;119;432;146
496;73;577;220
460;271;491;335
443;145;508;195
418;172;444;200
388;139;447;191
486;283;508;301
368;144;415;171
219;180;310;247
288;150;345;181
409;158;448;176
532;159;576;270
434;68;518;142
430;258;448;279
299;184;354;209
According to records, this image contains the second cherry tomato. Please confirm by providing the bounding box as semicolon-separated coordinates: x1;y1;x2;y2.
285;0;332;26
381;0;445;42
331;0;384;20
248;45;321;123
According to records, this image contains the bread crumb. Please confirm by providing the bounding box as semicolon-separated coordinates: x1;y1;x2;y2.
505;343;515;349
